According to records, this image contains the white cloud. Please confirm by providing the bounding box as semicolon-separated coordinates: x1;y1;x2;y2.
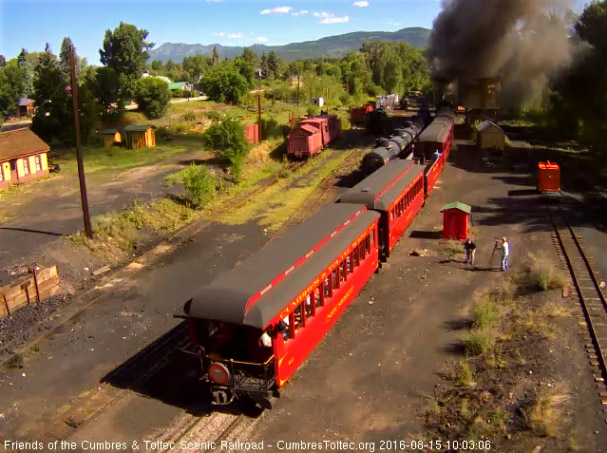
353;1;369;6
255;37;269;42
291;12;299;16
228;33;244;38
313;11;349;24
320;15;349;24
212;32;225;37
299;10;309;14
260;6;292;15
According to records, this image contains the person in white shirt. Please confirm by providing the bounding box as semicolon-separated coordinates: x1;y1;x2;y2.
500;237;510;271
259;329;272;348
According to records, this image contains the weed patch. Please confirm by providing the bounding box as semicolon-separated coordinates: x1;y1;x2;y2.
526;251;567;291
463;329;496;356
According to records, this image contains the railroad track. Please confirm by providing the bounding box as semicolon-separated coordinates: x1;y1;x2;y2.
549;206;607;416
36;323;191;443
153;410;259;453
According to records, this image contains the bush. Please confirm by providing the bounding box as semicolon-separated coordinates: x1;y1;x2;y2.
203;117;249;181
261;117;288;139
201;63;249;105
472;298;499;329
134;77;171;119
181;164;217;208
526;251;567;291
463;329;495;356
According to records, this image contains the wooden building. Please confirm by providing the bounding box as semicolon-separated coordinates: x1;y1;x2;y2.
100;126;155;150
0;128;50;190
475;120;505;151
123;125;155;149
441;201;471;241
101;128;123;148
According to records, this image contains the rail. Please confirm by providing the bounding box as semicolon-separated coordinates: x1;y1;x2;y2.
549;206;607;384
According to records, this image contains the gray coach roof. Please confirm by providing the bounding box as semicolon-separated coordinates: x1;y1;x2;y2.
340;160;425;211
186;204;378;327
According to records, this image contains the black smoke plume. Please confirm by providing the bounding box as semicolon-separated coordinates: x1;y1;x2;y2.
428;0;574;108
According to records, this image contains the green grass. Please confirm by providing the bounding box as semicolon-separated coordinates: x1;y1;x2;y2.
463;329;496;356
53;137;204;175
472;298;500;329
526;251;567;291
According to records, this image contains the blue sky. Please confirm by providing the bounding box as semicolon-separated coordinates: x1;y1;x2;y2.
0;0;442;63
0;0;589;64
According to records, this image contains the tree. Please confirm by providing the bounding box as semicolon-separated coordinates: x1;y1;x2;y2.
91;66;123;119
183;55;208;83
210;46;220;66
150;60;163;71
31;46;70;141
59;37;74;82
134;77;171;119
203;117;249;181
201;63;249;104
260;52;269;78
17;48;27;68
99;22;154;98
0;55;5;68
267;51;280;79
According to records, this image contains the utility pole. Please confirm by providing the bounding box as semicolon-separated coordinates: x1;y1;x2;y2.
297;74;300;107
257;93;263;143
70;45;92;238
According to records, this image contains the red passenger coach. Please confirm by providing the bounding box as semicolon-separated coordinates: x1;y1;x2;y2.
340;160;425;261
181;204;380;406
424;152;447;197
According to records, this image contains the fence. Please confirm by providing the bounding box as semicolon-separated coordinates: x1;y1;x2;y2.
0;265;60;318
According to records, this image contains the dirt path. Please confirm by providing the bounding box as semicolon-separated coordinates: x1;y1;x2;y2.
0;148;212;284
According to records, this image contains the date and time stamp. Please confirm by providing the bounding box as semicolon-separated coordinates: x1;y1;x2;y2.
3;439;493;452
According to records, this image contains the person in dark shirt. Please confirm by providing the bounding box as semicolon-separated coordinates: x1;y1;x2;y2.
463;238;477;265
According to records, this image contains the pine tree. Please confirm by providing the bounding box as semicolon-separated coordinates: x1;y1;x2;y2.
210;46;219;67
59;37;74;82
0;55;6;68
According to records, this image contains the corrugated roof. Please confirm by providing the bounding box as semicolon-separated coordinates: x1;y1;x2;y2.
441;201;471;214
18;97;34;106
123;125;152;132
0;128;50;162
168;82;188;90
476;120;502;133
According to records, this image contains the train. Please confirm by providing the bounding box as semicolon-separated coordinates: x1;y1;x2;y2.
286;114;342;159
179;109;455;408
360;111;432;174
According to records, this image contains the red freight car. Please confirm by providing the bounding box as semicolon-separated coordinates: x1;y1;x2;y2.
340;160;426;260
300;117;330;147
326;114;342;143
287;124;323;158
350;104;374;126
182;203;380;406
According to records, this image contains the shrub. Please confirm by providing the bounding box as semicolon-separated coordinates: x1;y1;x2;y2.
472;298;499;329
463;329;495;356
203;117;250;181
134;77;171;119
526;251;567;291
181;164;217;208
521;387;570;437
455;361;476;387
261;117;288;139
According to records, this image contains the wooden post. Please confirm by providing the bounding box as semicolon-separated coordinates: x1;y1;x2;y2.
3;294;10;317
31;266;41;304
22;282;30;304
70;45;93;238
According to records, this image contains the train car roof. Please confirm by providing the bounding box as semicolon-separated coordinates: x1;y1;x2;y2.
418;119;451;144
340;160;425;211
186;204;376;327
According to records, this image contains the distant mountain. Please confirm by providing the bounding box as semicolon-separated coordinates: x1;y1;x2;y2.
148;27;430;63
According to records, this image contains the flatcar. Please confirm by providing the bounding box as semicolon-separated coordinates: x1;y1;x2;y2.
181;203;380;407
340;160;425;261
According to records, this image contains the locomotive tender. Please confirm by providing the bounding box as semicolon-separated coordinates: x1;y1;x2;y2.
180;109;455;407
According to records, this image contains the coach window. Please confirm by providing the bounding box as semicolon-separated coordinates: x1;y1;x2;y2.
353;246;360;267
347;254;354;273
332;269;340;290
294;304;304;329
359;241;366;260
325;274;333;297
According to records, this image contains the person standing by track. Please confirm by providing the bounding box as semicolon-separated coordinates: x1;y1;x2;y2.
500;237;510;271
463;238;477;266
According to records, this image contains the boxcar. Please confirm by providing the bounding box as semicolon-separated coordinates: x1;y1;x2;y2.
351;104;374;125
326;115;342;143
300;117;330;148
287;124;323;158
182;203;380;406
340;160;425;261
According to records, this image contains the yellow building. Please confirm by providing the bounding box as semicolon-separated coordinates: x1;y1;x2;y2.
0;128;50;190
101;129;123;148
475;120;506;151
123;125;155;150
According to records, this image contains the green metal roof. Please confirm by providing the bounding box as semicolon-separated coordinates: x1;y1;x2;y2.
100;128;119;135
123;125;152;132
168;82;188;90
440;201;471;214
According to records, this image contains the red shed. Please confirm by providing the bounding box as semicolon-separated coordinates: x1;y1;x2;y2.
441;202;471;240
245;123;260;144
537;161;560;192
287;124;323;158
